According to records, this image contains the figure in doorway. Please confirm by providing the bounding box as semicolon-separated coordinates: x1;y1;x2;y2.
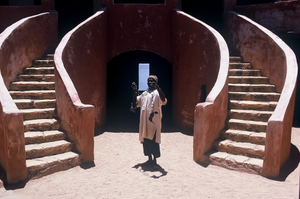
130;75;167;167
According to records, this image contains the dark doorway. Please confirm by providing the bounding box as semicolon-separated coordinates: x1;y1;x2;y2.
0;0;8;5
54;0;93;41
105;50;173;132
114;0;165;4
181;0;223;33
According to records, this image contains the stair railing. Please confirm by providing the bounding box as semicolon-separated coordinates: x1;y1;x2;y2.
225;11;298;177
53;13;102;164
0;12;57;183
193;20;230;164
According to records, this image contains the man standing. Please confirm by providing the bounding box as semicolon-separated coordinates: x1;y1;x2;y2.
131;75;167;166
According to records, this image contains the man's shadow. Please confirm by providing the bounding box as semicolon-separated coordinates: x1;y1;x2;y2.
132;162;168;179
269;143;300;181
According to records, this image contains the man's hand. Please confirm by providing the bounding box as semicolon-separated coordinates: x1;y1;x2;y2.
149;112;158;122
154;82;160;90
131;82;137;91
131;82;137;113
149;112;154;122
130;102;136;113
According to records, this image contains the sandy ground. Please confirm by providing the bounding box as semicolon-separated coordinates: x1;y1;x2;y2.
1;128;300;199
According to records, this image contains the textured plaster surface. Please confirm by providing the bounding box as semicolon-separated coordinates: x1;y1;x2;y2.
54;12;101;163
234;1;300;33
172;11;225;130
60;10;107;129
0;0;54;33
189;11;229;163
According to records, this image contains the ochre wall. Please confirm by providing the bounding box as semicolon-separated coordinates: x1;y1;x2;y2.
0;0;54;33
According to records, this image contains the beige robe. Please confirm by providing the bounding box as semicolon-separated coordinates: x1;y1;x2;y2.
137;89;167;144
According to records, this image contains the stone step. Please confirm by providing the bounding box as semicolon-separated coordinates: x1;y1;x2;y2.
229;63;252;69
229;69;261;76
25;130;66;145
9;90;56;99
24;67;54;74
14;99;56;109
229;76;269;84
227;119;267;132
25;140;74;159
213;139;265;159
17;74;55;82
20;108;56;120
229;56;243;63
32;59;55;67
24;118;60;132
229;92;281;101
229;100;277;111
208;151;263;175
228;83;276;92
229;109;273;122
221;129;266;145
41;54;54;60
26;151;81;180
9;81;55;91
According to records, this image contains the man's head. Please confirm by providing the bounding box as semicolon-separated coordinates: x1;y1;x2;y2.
148;75;158;89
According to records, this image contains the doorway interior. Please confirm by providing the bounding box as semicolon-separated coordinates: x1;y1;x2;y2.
54;0;93;41
105;50;173;132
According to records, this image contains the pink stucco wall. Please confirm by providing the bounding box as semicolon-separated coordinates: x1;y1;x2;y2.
226;11;289;92
0;0;54;33
172;11;225;130
54;11;108;162
0;12;57;183
57;10;107;130
234;0;300;33
181;12;230;163
56;0;226;131
225;11;297;177
105;1;174;63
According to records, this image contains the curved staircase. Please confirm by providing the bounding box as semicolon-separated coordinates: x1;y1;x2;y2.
9;54;81;179
208;56;280;174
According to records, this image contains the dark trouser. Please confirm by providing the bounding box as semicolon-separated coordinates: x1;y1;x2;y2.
143;132;160;158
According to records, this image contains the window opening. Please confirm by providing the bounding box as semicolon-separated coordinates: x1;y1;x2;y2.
138;63;150;91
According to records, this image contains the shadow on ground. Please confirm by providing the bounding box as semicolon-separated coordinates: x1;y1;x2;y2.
80;161;96;170
269;144;300;181
132;162;168;179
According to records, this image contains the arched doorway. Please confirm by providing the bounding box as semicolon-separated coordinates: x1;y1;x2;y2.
105;50;173;131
